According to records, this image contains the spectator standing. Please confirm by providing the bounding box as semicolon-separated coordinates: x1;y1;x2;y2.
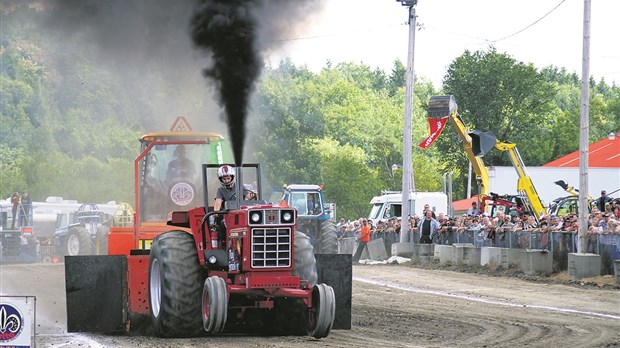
598;213;612;232
337;225;349;240
422;204;436;219
548;215;563;232
596;190;612;212
352;219;371;263
10;192;20;229
562;215;577;232
467;201;481;216
606;213;619;233
522;215;538;230
20;190;32;226
417;210;440;244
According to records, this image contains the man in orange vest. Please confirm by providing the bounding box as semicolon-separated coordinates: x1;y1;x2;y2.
352;219;371;263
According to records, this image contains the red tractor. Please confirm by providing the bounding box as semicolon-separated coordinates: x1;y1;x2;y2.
148;163;336;338
65;156;347;337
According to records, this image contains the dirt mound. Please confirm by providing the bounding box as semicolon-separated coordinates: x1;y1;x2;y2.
405;259;619;290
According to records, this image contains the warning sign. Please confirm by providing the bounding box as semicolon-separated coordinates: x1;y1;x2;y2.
170;116;193;132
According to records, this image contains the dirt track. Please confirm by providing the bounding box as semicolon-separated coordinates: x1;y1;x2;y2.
1;262;619;348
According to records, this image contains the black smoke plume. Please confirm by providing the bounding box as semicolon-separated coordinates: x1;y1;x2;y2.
191;0;262;166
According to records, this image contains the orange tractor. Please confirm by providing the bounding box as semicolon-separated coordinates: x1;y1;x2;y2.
64;125;351;338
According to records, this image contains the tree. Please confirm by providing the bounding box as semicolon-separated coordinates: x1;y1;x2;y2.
388;59;406;97
311;138;382;220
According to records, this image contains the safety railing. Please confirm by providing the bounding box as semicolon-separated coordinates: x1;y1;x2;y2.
360;229;620;275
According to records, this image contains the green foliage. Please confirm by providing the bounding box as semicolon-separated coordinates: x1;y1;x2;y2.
2;6;618;217
311;138;382;220
0;144;27;197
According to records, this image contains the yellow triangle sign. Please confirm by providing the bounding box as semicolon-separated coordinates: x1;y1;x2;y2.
170;116;193;132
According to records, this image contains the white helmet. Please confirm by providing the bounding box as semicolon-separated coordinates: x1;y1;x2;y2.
217;165;235;188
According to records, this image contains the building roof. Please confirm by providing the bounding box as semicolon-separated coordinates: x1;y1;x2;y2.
452;197;477;213
543;134;620;168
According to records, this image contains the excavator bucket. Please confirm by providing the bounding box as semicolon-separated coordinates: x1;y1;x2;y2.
469;130;497;157
427;95;457;117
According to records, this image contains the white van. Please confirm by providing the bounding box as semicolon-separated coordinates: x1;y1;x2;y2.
368;191;448;225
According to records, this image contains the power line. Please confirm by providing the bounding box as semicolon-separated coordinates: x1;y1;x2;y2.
270;23;404;43
491;0;567;43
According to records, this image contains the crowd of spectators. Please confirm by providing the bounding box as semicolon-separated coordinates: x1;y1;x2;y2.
336;197;620;243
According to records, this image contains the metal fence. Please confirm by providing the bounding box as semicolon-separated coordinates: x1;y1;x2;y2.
368;229;620;275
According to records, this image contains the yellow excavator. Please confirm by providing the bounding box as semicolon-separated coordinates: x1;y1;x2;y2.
427;95;546;222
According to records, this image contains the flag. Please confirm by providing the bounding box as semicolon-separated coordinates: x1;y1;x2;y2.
418;116;449;149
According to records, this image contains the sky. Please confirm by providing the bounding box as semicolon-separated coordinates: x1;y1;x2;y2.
267;0;620;89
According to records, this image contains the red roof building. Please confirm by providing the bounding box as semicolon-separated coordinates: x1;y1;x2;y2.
453;197;477;213
543;134;620;168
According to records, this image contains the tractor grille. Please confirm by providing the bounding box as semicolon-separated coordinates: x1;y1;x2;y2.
251;228;291;268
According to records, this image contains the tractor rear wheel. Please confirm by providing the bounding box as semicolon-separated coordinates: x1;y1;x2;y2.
307;283;336;339
202;276;228;334
293;231;318;286
149;230;203;337
65;226;93;256
318;220;338;254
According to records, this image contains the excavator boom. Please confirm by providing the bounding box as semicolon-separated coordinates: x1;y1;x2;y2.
427;95;490;201
469;131;546;222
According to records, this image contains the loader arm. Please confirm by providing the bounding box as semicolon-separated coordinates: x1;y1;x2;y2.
448;114;490;200
427;95;490;201
494;142;546;221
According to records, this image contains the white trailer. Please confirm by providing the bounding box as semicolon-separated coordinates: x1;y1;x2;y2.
368;191;448;225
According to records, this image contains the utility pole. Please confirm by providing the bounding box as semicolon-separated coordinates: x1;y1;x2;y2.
395;0;417;243
578;0;591;253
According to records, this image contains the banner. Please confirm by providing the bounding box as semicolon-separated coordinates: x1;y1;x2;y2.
0;296;35;348
418;116;449;149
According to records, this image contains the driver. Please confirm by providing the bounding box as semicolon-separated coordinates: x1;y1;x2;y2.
165;145;196;184
213;165;253;212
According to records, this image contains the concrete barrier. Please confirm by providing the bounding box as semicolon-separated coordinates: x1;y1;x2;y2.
367;238;388;261
415;244;433;262
568;253;601;281
436;245;454;264
614;260;620;287
338;238;356;255
454;245;480;266
391;242;415;257
481;247;520;267
520;249;552;275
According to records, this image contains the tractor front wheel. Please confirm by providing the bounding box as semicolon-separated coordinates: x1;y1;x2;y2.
307;283;336;339
149;230;203;337
202;276;228;334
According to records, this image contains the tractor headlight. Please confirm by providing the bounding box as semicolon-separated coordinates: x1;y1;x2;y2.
249;211;263;224
208;255;218;264
281;210;294;224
